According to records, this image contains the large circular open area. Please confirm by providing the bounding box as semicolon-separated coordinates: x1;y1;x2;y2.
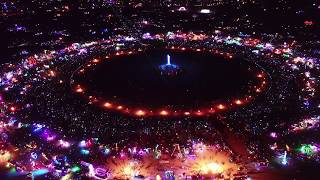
2;1;320;179
72;49;266;116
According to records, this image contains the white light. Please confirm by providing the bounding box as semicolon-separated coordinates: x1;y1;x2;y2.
178;7;187;11
200;9;211;14
167;54;171;65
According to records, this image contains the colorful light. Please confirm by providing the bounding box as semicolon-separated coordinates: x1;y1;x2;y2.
71;166;81;173
270;132;277;138
281;151;288;165
58;139;71;148
32;169;49;177
0;151;11;163
299;144;317;156
81;149;90;155
207;162;223;174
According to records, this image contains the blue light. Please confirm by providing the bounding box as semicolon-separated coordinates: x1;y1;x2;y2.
33;124;44;132
81;149;90;155
281;151;288;165
31;152;38;160
32;169;49;176
167;54;171;65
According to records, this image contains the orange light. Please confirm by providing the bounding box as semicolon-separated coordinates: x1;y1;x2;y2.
136;110;146;116
104;102;112;108
92;59;99;63
156;175;161;180
160;110;168;116
256;88;261;93
48;70;56;77
117;106;123;110
76;87;83;93
217;104;225;110
235;100;242;105
184;112;191;116
12;77;18;83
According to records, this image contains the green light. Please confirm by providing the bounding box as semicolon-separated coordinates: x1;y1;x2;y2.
9;167;16;173
283;54;290;58
300;144;315;156
71;166;81;173
256;44;264;49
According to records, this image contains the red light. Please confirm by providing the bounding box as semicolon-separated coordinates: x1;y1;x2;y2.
196;110;203;116
76;87;83;93
274;49;282;55
209;108;216;113
9;106;16;112
257;74;263;78
304;20;314;26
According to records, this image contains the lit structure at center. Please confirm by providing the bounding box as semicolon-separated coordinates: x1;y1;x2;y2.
159;54;181;76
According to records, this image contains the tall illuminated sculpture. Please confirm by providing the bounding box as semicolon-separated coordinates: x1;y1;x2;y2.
167;54;171;65
159;54;181;76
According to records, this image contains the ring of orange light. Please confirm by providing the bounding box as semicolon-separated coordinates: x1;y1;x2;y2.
71;47;268;117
